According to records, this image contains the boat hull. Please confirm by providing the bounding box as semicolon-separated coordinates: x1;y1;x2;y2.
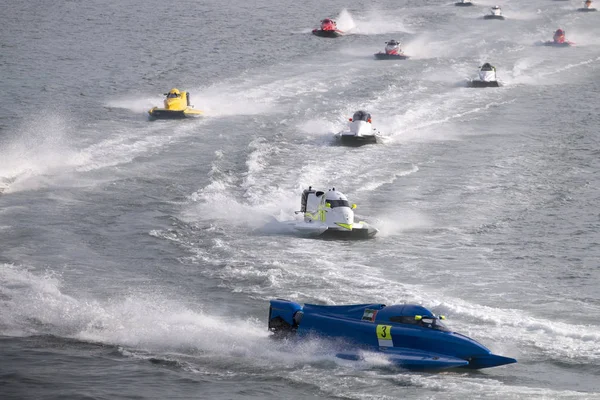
483;15;505;20
288;222;329;237
542;41;573;47
148;108;203;120
288;222;377;239
455;2;474;6
336;134;378;147
320;227;377;240
312;29;342;38
374;53;410;60
469;80;500;88
268;300;517;370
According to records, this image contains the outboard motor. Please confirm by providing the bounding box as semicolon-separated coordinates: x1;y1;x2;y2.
385;40;400;55
268;299;303;337
300;187;316;212
478;63;496;82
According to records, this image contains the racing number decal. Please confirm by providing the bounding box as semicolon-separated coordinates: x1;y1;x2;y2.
376;325;393;347
377;325;389;338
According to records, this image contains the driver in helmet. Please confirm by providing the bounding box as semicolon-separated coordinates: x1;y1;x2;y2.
384;40;402;55
166;88;181;98
320;18;337;31
553;29;565;43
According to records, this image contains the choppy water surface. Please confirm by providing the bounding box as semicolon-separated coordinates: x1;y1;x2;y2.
1;0;599;399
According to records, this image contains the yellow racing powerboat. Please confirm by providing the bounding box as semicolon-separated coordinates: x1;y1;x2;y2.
148;88;203;119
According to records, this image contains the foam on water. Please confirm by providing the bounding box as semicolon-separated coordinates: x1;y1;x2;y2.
403;34;463;59
0;113;81;193
0;108;213;193
335;9;357;33
348;10;415;35
0;263;265;354
105;95;159;114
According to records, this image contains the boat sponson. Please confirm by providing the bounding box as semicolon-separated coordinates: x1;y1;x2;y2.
320;227;375;240
483;15;505;19
149;108;202;119
312;30;342;38
543;41;572;47
374;53;410;60
337;135;378;146
470;80;500;88
148;109;189;119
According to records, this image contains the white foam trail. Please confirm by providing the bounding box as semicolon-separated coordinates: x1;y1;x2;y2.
356;165;419;192
293;367;594;400
188;85;275;117
0;263;268;352
335;9;357;33
386;373;589;399
74;119;204;173
350;10;414;35
403;34;464;59
372;210;432;237
185;138;332;229
0;113;83;193
502;10;542;20
509;57;546;83
533;57;600;79
0;106;212;193
105;95;157;114
386;94;517;143
563;29;600;47
298;118;338;137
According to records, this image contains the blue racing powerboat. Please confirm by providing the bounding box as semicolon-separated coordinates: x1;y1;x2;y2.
268;300;517;370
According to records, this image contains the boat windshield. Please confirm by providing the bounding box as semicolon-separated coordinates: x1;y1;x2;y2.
328;200;350;208
167;93;181;98
389;315;449;331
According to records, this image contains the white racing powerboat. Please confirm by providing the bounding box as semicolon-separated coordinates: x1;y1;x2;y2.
285;187;378;239
334;110;379;146
455;0;474;6
577;0;597;11
374;40;410;60
484;5;505;20
469;63;500;87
